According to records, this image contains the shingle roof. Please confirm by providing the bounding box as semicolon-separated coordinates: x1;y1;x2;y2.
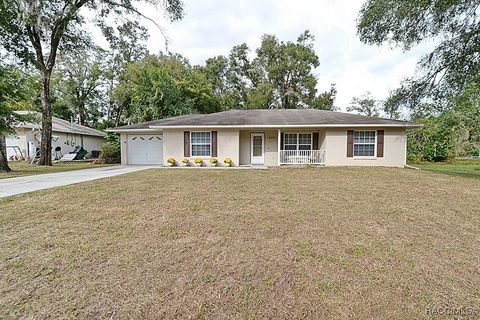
110;109;420;131
15;111;105;137
109;115;195;130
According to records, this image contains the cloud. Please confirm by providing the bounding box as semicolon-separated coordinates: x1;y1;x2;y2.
141;0;433;109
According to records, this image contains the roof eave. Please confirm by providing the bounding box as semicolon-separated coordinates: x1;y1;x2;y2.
149;123;421;129
106;128;163;133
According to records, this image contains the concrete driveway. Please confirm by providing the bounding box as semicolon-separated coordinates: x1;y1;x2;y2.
0;165;157;198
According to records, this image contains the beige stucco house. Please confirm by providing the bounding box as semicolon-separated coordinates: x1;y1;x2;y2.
6;111;105;161
109;109;420;167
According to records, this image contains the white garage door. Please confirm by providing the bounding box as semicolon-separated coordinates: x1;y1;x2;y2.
127;135;163;165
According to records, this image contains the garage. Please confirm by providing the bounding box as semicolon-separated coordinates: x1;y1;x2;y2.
127;134;163;165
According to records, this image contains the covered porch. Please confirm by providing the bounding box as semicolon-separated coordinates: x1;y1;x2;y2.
239;129;326;166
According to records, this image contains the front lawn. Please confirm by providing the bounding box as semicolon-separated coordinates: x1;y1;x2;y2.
411;158;480;178
0;161;113;179
1;168;479;318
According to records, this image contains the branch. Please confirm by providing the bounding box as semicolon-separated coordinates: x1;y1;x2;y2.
25;25;46;70
46;0;90;70
101;0;170;51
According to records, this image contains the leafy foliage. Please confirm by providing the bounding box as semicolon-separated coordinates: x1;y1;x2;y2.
0;0;184;165
0;66;35;171
200;31;336;110
113;54;220;123
100;132;121;164
347;92;380;117
357;0;480;112
407;82;480;161
53;47;106;127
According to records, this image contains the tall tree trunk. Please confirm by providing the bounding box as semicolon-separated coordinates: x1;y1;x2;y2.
114;106;122;127
38;70;53;166
0;134;11;173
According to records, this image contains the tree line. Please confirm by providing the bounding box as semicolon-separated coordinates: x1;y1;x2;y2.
3;29;337;129
1;0;479;171
351;0;480;161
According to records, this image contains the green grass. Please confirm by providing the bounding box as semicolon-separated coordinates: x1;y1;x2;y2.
410;158;480;178
0;161;114;179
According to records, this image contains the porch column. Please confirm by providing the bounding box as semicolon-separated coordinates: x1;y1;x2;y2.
277;129;281;166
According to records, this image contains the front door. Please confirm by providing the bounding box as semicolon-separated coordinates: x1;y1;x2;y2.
251;133;264;165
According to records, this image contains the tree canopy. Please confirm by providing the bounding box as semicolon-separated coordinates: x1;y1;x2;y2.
357;0;480;112
201;31;336;110
0;0;184;165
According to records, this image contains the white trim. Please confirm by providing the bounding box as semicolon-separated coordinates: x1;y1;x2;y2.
277;129;281;166
150;123;420;129
353;130;377;158
250;133;265;165
190;131;212;158
283;132;313;151
107;128;162;133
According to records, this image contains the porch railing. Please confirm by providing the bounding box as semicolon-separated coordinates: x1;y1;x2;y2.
279;150;326;165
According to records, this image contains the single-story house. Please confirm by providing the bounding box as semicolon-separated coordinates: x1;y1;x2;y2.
6;111;106;161
108;109;420;167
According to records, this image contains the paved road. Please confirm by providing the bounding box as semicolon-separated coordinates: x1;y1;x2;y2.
0;165;156;198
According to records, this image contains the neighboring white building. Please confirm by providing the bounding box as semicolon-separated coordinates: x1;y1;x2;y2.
6;111;106;161
108;109;421;167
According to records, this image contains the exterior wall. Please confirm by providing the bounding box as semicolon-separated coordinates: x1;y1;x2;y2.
81;135;105;155
5;128;27;160
324;127;407;167
7;128;105;159
239;130;279;166
7;128;105;161
162;129;240;166
51;131;104;158
119;126;407;167
120;133;128;165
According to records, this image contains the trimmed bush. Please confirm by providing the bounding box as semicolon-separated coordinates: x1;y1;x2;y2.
100;143;120;164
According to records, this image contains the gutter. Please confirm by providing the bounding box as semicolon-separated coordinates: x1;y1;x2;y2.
149;124;422;129
106;128;163;133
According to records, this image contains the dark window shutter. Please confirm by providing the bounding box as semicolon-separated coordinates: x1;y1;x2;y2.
312;132;319;150
347;130;354;157
280;133;284;150
211;131;217;157
377;130;384;157
184;131;190;157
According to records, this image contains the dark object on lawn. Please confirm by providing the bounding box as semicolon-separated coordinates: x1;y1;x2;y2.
70;146;88;160
91;150;100;158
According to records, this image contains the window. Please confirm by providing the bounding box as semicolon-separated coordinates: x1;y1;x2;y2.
298;133;312;150
191;132;211;157
283;133;312;151
353;131;376;157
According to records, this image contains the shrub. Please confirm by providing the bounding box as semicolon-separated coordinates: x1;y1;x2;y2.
100;132;121;164
224;157;232;164
194;158;203;164
182;158;189;163
100;143;121;164
167;157;176;165
210;158;218;164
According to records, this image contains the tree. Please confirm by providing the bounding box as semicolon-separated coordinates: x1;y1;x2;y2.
0;0;184;165
347;92;380;117
113;54;220;124
54;47;105;127
407;82;480;161
255;31;321;109
0;67;31;172
102;21;150;127
200;31;336;110
357;0;480;111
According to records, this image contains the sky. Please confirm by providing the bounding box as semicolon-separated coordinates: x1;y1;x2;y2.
133;0;432;110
